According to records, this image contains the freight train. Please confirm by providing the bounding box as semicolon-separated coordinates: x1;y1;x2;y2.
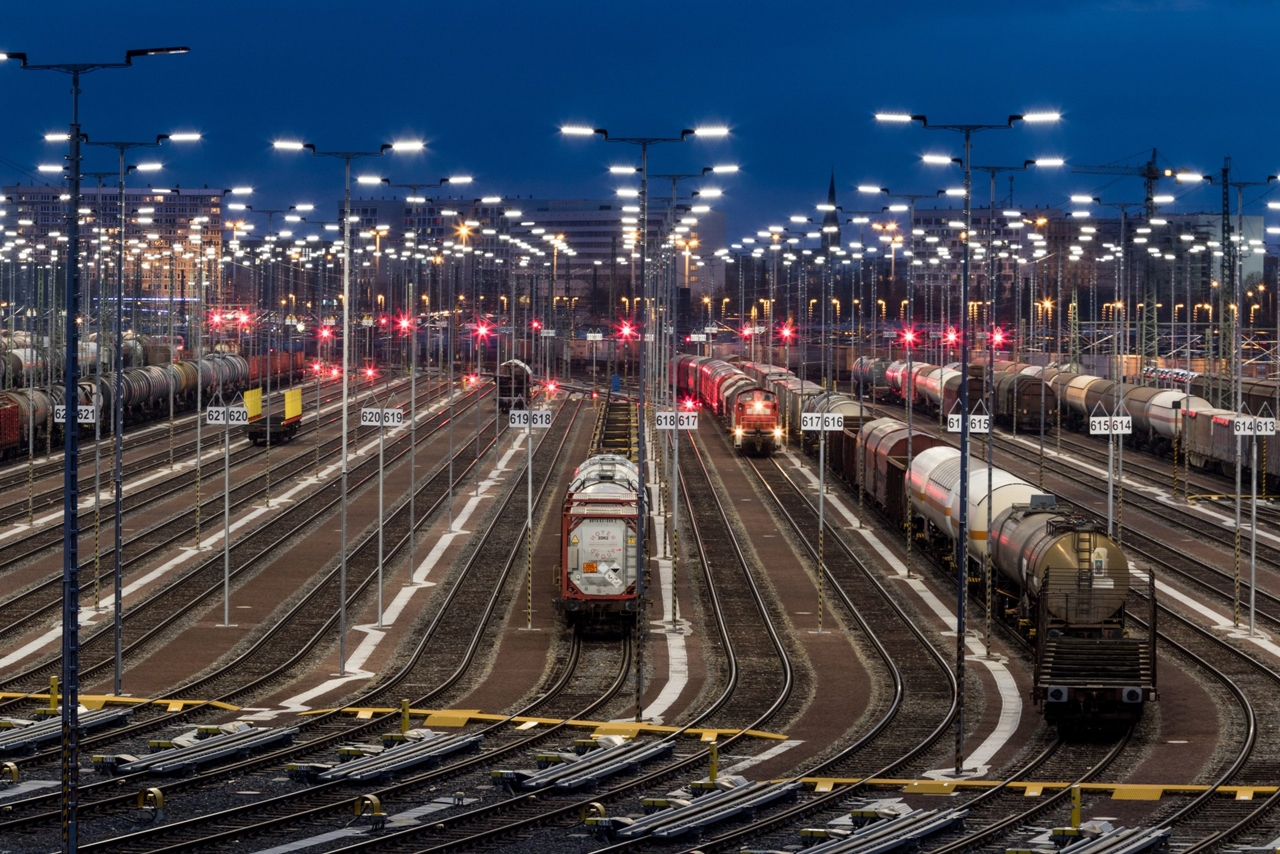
734;361;875;446
674;356;781;454
839;416;1152;729
559;453;640;625
855;355;1280;488
0;352;306;460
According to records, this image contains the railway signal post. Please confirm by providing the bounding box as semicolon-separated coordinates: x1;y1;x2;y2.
656;405;698;627
512;402;551;630
802;406;843;633
208;393;248;628
361;400;404;627
1235;408;1275;635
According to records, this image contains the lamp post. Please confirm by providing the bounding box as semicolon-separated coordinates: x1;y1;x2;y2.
275;138;424;676
877;108;1058;777
78;135;196;696
561;122;728;722
7;45;189;853
381;175;474;570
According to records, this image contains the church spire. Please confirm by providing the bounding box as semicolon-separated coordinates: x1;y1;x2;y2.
821;170;841;250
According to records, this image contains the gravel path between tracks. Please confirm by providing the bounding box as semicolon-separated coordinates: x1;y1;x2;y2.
695;422;876;779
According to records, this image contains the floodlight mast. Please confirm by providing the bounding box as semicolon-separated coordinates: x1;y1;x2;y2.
877;108;1057;777
4;44;190;854
274;138;423;676
559;122;728;722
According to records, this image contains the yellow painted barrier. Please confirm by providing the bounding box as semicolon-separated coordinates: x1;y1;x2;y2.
301;706;786;741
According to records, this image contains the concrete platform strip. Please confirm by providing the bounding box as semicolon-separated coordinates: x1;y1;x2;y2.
781;450;1021;780
1130;566;1280;660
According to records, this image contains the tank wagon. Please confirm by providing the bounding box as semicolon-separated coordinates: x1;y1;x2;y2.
559;454;640;625
831;416;1153;729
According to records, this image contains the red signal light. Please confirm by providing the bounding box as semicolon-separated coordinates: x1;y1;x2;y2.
682;397;697;411
320;327;332;339
379;316;389;326
619;323;634;338
398;317;411;331
365;368;376;379
531;319;542;331
992;327;1006;347
901;328;917;347
591;390;599;399
546;380;558;394
945;327;959;345
330;367;340;378
780;326;794;340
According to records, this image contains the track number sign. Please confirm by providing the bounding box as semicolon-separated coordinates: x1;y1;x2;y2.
801;413;844;431
360;408;404;427
1089;416;1133;435
689;333;707;342
1234;416;1277;436
509;409;553;429
948;414;990;434
656;411;698;430
585;332;603;342
207;406;248;425
53;405;97;424
540;329;557;338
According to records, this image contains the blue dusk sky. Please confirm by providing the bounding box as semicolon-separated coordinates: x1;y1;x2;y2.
2;0;1278;237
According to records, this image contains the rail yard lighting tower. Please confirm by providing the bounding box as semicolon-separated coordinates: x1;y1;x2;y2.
560;122;729;722
69;133;197;698
382;174;472;583
4;45;189;853
876;108;1059;778
274;137;424;676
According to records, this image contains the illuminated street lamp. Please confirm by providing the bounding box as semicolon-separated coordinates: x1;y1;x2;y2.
274;137;424;676
5;44;190;853
876;107;1058;778
561;117;731;723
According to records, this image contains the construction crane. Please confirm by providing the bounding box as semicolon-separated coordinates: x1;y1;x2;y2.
1070;148;1161;218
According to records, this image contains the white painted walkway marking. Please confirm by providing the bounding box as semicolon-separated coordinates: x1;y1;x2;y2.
781;451;1021;780
1006;433;1280;549
722;739;804;776
236;429;529;721
1131;566;1280;660
641;557;690;725
0;394;458;674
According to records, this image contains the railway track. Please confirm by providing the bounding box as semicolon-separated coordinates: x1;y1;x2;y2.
0;378;454;651
641;445;958;854
0;374;344;505
0;388;543;837
255;419;797;854
0;374;420;550
0;385;493;705
33;395;588;851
